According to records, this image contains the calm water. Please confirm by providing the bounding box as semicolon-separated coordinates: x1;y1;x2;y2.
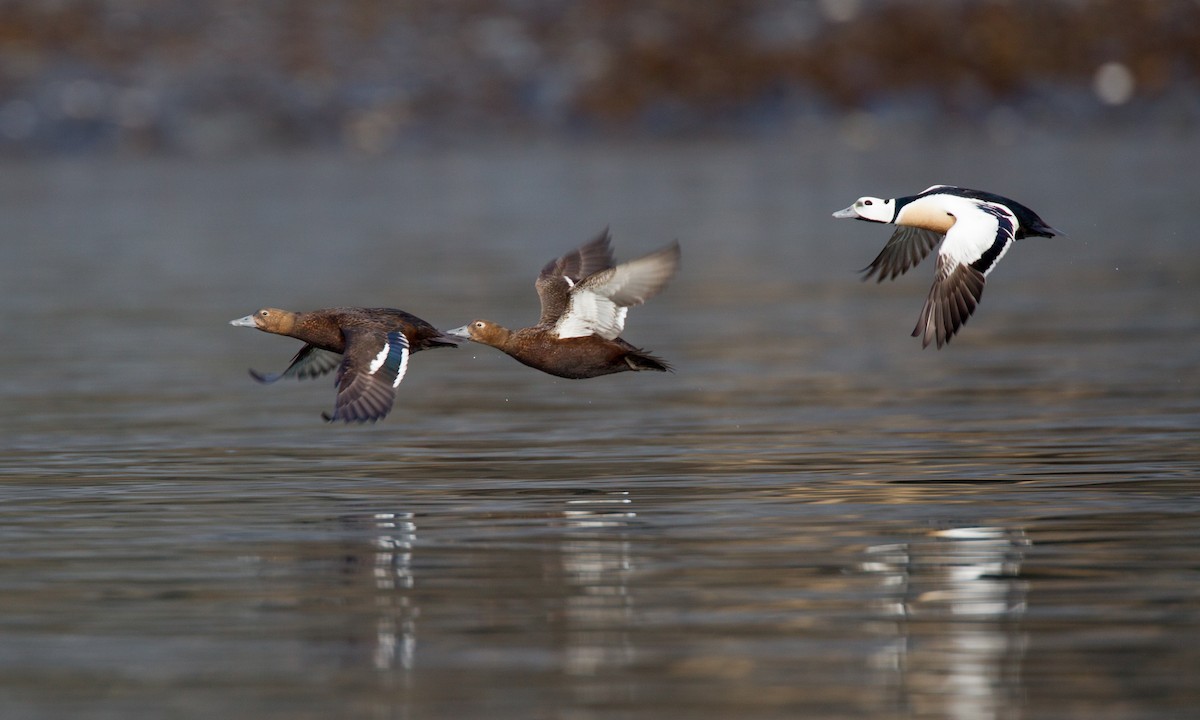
1;128;1199;719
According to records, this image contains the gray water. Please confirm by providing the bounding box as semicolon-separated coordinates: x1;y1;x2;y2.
1;128;1199;719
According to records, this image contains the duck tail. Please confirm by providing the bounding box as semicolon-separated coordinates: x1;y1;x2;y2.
427;331;462;348
624;348;672;373
1033;221;1064;238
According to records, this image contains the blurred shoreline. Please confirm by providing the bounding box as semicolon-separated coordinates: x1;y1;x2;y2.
2;0;1198;156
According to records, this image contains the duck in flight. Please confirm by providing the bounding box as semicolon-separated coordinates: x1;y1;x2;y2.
833;185;1059;348
230;307;457;422
447;228;680;378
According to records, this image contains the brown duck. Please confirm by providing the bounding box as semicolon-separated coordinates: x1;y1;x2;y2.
447;229;680;379
230;307;457;423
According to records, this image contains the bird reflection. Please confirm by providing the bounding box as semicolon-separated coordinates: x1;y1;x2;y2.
353;493;639;682
560;491;637;678
369;511;418;672
862;526;1029;720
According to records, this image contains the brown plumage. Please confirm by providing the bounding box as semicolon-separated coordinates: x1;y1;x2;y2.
230;307;456;423
448;228;680;379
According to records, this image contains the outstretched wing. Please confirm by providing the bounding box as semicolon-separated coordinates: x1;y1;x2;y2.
324;330;410;423
861;226;944;282
912;258;986;349
535;228;617;326
249;344;342;384
555;241;681;340
912;199;1017;349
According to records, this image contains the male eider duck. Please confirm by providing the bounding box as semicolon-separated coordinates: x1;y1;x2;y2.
833;185;1059;348
447;228;680;379
230;307;457;423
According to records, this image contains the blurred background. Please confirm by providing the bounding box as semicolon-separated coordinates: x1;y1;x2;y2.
1;0;1197;156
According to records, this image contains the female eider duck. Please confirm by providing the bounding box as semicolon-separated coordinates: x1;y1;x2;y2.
833;185;1059;348
447;228;680;379
230;307;457;423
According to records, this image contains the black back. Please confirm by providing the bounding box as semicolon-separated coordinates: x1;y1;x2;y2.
924;187;1058;239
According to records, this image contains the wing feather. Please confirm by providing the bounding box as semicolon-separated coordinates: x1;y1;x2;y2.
534;229;616;326
249;345;342;384
862;226;943;282
555;241;680;340
325;330;409;423
912;259;986;349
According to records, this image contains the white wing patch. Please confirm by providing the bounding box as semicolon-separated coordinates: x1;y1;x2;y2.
392;345;410;388
368;344;390;375
366;334;411;388
556;289;626;339
553;240;679;340
563;275;575;288
937;198;1017;272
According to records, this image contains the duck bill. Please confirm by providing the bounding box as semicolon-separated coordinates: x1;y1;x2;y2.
831;206;859;219
443;325;473;341
229;315;258;328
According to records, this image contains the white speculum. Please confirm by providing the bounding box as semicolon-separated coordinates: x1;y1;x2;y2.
368;344;390;375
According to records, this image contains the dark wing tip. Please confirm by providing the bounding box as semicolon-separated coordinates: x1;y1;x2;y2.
660;238;683;264
248;368;281;384
323;397;387;423
860;261;891;284
322;410;380;424
913;264;986;349
538;255;560;278
539;227;617;281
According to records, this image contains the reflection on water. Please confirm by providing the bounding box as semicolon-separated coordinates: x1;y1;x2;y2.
1;132;1199;719
338;491;644;715
561;492;637;679
369;511;418;673
864;527;1029;720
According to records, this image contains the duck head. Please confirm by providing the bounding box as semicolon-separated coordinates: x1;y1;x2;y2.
832;196;896;224
445;320;512;349
230;308;297;334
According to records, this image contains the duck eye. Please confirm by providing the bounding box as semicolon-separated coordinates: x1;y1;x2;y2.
475;321;485;328
863;200;873;206
259;310;269;317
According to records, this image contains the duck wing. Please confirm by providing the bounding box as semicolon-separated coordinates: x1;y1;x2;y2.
913;259;986;349
912;201;1016;348
958;201;1018;277
535;228;616;325
555;241;681;340
324;329;410;423
249;344;342;384
862;226;944;282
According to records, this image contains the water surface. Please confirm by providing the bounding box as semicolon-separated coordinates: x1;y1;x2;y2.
1;130;1198;719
